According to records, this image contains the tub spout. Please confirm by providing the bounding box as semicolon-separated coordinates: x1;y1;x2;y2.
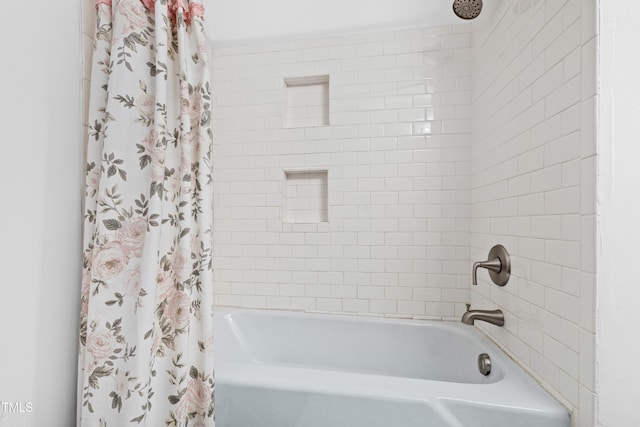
461;304;504;326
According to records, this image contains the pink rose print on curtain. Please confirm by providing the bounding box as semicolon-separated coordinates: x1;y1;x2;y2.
79;0;214;425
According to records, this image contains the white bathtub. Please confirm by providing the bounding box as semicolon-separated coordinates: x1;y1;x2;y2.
214;309;570;427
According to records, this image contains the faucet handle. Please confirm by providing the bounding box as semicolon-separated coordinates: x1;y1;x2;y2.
472;245;511;287
466;303;471;311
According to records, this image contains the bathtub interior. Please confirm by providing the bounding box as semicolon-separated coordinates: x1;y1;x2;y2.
216;310;503;384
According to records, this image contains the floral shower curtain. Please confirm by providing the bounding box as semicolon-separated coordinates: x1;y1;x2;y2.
78;0;214;425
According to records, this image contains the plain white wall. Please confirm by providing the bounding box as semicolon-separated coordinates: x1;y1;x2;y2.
202;0;462;43
0;1;82;426
596;1;640;425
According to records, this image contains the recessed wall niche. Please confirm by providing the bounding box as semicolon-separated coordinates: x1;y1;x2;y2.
284;75;329;128
284;170;328;224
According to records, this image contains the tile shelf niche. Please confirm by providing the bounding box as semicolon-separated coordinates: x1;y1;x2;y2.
284;75;330;128
283;169;328;224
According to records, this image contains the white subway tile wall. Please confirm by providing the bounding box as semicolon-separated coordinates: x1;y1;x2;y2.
471;0;596;425
212;25;473;319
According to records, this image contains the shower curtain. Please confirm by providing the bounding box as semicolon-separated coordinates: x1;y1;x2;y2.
78;0;214;425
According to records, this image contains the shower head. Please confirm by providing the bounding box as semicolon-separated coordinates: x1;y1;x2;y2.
452;0;483;20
